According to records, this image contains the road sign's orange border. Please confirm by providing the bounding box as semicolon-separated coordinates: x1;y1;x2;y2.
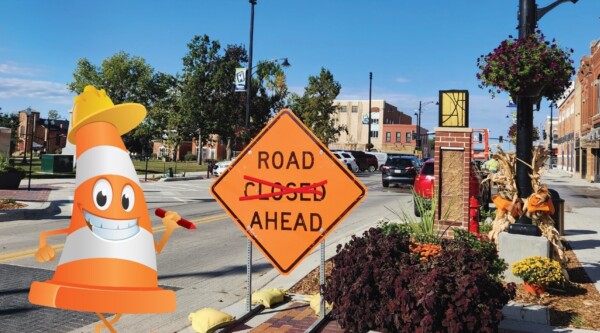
211;109;366;274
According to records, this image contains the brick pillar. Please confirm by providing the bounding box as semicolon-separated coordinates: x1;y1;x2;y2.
433;127;473;237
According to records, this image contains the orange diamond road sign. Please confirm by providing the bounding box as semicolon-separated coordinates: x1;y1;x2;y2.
210;109;367;275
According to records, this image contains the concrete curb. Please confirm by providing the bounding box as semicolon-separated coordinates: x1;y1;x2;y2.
499;319;600;333
503;301;549;325
0;201;57;222
159;175;208;182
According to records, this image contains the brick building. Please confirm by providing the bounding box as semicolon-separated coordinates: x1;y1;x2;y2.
329;100;429;157
556;39;600;182
16;108;68;157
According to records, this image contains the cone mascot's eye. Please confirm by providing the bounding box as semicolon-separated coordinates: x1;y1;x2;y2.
93;179;113;210
121;185;135;212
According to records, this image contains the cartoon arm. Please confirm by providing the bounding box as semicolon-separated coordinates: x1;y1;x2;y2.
35;228;70;262
155;210;181;254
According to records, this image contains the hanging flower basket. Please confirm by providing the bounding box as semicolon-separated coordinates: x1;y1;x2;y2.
476;31;575;101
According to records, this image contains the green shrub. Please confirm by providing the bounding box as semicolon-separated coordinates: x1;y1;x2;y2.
324;227;515;333
0;153;25;177
184;152;196;161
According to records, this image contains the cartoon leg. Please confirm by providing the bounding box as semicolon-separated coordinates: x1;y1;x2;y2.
94;313;122;333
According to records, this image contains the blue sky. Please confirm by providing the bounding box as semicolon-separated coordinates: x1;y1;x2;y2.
1;0;599;151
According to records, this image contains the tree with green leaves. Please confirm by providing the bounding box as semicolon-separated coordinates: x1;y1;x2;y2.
180;35;290;161
47;110;60;120
68;51;175;154
288;68;346;144
180;35;223;164
249;59;290;137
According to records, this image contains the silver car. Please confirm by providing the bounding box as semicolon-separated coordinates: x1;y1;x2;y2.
213;160;233;177
333;152;359;173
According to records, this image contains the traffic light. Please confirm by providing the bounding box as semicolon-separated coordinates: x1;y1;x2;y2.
478;133;483;143
543;130;547;140
499;136;503;143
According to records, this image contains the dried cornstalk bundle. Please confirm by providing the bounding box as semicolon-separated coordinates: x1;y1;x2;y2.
485;146;519;243
529;146;550;192
527;184;567;264
485;146;565;266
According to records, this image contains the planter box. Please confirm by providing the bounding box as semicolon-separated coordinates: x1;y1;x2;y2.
0;170;25;189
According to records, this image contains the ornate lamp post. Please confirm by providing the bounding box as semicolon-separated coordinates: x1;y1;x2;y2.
242;0;290;314
512;0;577;230
25;108;34;191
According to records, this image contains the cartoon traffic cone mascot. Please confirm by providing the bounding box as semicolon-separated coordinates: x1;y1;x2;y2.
29;85;183;333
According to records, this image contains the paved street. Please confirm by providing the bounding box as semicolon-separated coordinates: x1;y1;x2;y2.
0;172;407;332
2;169;599;333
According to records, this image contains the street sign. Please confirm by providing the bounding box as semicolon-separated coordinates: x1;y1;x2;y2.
235;68;246;92
210;109;367;275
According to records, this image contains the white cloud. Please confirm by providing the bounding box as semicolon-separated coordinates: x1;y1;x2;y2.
0;63;39;76
0;77;73;105
394;77;410;83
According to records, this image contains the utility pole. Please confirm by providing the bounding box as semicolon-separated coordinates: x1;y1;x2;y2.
417;101;422;150
367;72;372;151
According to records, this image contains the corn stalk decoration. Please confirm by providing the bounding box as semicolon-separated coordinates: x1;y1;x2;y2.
484;145;566;265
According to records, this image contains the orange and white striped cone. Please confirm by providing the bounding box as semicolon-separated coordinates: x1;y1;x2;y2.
29;86;175;314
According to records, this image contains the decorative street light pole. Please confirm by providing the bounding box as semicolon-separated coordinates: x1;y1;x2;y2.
368;72;372;152
245;0;256;129
512;0;577;230
242;1;290;313
26;107;34;191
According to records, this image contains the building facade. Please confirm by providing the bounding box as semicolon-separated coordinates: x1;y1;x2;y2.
329;100;429;156
16;109;69;157
555;39;600;182
556;83;576;173
577;40;600;182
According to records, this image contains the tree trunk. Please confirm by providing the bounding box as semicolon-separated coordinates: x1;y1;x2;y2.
197;133;203;165
226;137;232;160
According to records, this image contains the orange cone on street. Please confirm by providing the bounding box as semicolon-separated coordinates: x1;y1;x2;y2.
29;86;181;331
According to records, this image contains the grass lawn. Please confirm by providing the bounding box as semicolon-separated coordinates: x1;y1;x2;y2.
12;156;211;179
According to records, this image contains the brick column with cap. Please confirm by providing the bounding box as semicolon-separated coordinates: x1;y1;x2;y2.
433;127;473;237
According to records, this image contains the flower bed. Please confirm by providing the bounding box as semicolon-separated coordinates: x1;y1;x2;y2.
323;227;515;332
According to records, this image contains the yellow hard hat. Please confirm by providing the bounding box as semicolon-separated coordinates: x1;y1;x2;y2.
67;85;146;144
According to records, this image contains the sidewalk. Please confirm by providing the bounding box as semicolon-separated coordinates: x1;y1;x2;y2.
2;169;600;333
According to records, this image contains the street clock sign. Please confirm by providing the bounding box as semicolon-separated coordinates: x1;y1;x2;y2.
210;109;367;275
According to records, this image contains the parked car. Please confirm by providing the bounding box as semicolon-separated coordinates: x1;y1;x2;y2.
386;153;422;170
412;158;435;216
333;151;359;173
412;159;490;217
213;160;233;177
381;156;420;188
347;151;378;172
369;152;388;170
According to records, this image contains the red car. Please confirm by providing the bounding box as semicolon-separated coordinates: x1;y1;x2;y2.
413;159;490;216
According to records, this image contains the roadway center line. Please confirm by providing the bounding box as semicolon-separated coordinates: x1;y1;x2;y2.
0;213;230;263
